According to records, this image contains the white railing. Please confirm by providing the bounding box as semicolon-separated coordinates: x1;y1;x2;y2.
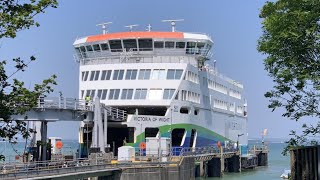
102;105;127;121
37;97;93;111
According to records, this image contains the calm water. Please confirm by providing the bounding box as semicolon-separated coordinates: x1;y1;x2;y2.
1;140;290;179
197;142;290;180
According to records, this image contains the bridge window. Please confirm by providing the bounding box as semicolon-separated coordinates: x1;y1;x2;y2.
100;43;109;51
81;71;89;81
125;69;137;80
148;89;162;100
108;89;120;100
151;69;166;80
109;40;122;52
138;69;151;80
167;69;183;80
196;42;206;55
121;89;134;99
163;89;175;99
165;41;174;48
85;45;93;52
186;42;196;54
123;39;137;51
80;46;87;57
89;71;100;81
92;44;101;51
154;41;164;48
134;89;147;99
113;70;124;80
138;38;152;51
176;42;185;49
101;70;112;80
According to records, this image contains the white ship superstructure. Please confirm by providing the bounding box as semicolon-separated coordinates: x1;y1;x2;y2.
73;25;247;156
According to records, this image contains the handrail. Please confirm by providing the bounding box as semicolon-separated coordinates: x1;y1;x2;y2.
37;96;93;111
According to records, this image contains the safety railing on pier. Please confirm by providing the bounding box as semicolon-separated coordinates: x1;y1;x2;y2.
102;105;127;121
37;97;93;111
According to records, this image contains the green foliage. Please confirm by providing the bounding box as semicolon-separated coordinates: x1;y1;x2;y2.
258;0;320;154
0;0;58;161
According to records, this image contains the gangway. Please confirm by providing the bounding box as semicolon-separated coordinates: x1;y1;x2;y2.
9;96;127;161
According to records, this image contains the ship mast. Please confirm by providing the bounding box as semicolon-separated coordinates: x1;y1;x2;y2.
96;22;112;34
162;19;184;32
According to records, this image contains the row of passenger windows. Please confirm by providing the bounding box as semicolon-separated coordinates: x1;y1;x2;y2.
181;90;201;104
81;88;176;100
81;69;183;81
75;39;211;55
182;71;241;99
212;99;244;113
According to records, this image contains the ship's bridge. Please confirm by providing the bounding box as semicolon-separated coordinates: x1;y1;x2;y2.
73;31;213;66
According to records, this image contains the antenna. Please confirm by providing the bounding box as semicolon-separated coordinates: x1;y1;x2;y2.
146;24;152;32
125;24;139;32
162;19;184;32
96;22;112;34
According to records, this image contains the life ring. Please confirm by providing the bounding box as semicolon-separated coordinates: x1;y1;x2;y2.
56;141;63;149
139;142;146;149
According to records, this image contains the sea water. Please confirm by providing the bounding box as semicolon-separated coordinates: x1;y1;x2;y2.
0;140;290;179
197;141;290;180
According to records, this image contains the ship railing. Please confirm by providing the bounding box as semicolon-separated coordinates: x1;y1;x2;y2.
102;105;127;121
37;96;92;111
74;47;212;63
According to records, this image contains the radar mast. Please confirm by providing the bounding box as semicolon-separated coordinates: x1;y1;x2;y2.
162;19;184;32
96;22;112;34
125;24;139;32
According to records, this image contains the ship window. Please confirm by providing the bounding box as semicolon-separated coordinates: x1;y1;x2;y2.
94;71;100;81
151;69;166;80
101;70;112;80
93;44;101;51
167;69;183;80
101;89;108;100
108;89;120;100
100;43;109;51
176;42;185;48
138;38;153;51
86;45;93;52
123;39;137;51
121;89;134;99
85;90;91;97
186;42;196;54
194;109;199;115
165;41;174;48
90;90;96;98
180;107;189;114
81;90;84;99
163;89;175;99
196;42;206;54
97;89;102;99
134;89;147;99
138;69;151;80
89;71;95;81
80;46;86;52
81;71;89;81
75;47;81;56
125;69;137;80
113;70;124;80
109;40;123;52
148;89;162;100
154;41;164;48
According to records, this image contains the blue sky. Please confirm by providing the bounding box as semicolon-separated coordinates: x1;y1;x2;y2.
0;0;310;139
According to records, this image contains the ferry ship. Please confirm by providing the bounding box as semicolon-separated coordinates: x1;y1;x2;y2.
73;21;248;156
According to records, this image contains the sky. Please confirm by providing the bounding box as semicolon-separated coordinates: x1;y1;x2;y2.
0;0;311;140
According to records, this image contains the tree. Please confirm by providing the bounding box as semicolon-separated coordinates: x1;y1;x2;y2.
0;0;58;160
258;0;320;154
